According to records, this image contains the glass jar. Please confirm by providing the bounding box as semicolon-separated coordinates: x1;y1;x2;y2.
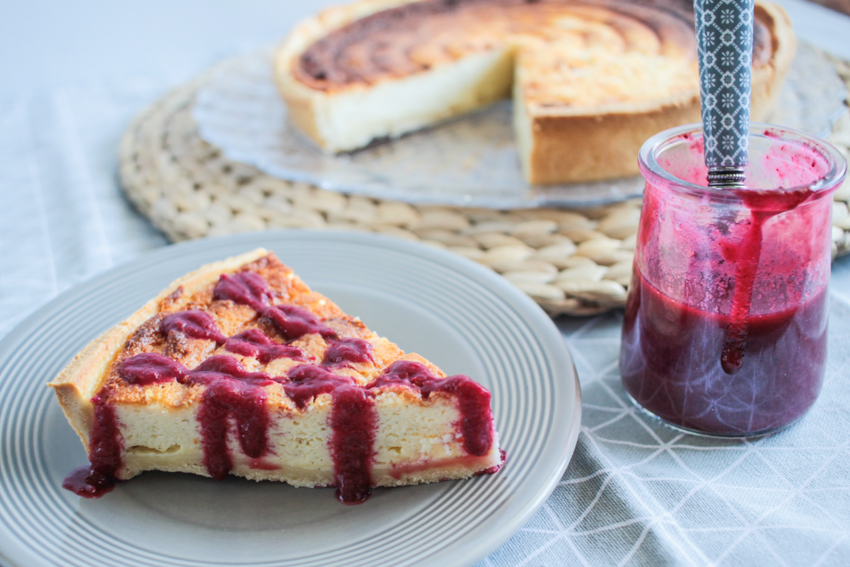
620;123;847;437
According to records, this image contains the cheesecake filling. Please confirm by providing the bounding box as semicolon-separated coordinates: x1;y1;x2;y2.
63;266;502;503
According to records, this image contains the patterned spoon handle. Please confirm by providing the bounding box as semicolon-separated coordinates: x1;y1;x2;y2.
694;0;754;188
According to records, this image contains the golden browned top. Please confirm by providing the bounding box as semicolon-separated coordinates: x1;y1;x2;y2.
292;0;774;107
99;253;443;409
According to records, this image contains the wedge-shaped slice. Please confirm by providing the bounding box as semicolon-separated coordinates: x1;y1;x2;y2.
49;249;503;503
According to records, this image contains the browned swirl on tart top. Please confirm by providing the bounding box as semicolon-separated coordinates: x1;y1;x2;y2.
293;0;772;94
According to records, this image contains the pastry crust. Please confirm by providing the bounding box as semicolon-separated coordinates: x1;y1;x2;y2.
275;0;795;184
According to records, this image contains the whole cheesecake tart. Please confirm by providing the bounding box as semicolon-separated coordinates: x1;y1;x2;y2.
275;0;795;184
49;249;503;503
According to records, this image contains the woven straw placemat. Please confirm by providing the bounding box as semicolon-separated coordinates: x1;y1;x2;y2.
119;58;850;317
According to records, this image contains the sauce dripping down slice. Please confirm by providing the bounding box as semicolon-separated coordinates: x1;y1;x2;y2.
281;365;377;503
63;396;122;498
368;361;494;457
329;386;377;504
186;356;274;479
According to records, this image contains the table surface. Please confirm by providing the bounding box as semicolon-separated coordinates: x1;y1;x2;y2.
2;2;850;566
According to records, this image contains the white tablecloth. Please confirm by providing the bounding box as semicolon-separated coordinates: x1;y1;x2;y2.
3;1;850;565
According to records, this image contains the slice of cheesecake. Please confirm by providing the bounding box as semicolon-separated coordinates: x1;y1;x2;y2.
275;0;794;184
49;249;503;503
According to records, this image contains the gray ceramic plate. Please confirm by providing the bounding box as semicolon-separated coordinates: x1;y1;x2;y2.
0;231;581;567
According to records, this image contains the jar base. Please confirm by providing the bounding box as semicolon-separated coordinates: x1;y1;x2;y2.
623;391;808;439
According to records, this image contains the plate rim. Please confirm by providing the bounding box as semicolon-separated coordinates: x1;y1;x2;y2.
0;230;582;567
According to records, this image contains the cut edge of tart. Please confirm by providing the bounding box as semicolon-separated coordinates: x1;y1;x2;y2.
274;0;795;184
48;249;504;503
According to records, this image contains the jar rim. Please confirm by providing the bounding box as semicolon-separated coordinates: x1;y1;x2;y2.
638;122;847;202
